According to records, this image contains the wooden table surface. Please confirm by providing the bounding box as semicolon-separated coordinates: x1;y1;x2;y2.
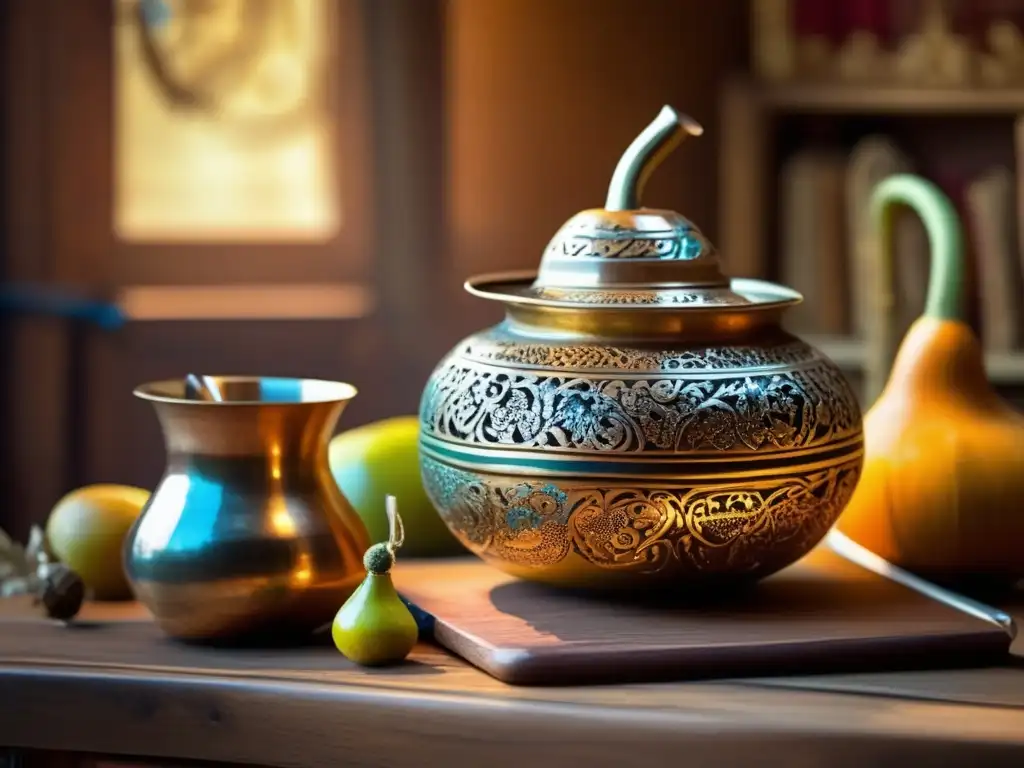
3;578;1024;768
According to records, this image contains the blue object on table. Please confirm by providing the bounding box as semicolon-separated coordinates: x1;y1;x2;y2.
0;284;126;330
399;595;436;641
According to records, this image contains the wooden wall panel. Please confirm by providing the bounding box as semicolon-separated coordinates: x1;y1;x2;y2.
446;0;746;334
2;0;72;540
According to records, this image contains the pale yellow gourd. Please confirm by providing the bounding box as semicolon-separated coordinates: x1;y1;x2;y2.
835;174;1024;587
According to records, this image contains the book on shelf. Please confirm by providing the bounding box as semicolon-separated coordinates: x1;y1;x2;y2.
779;149;848;336
750;0;1024;86
889;0;927;44
844;136;914;345
778;133;1024;358
835;0;890;82
752;0;796;82
791;0;839;78
966;166;1022;351
1015;115;1024;320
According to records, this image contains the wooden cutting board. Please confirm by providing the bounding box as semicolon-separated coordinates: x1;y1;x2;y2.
394;534;1015;686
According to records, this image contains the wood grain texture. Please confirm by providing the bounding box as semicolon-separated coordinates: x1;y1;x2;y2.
6;665;1024;768
4;569;1024;766
393;548;1012;686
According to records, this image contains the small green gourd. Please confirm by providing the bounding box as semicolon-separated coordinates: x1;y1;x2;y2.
332;495;418;666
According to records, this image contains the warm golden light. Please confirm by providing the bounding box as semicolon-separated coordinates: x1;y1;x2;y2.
269;442;282;481
113;0;339;242
269;504;298;537
290;552;314;587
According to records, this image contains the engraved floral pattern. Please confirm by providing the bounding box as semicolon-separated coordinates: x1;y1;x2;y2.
420;361;860;454
420;328;863;580
421;456;861;575
458;335;821;372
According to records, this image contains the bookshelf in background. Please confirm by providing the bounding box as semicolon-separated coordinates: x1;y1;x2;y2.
721;0;1024;406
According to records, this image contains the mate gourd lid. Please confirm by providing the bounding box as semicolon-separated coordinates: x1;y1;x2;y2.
465;106;800;311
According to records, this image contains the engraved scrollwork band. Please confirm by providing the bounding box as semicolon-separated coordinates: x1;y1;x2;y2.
421;358;861;455
421;455;862;577
420;332;864;584
524;287;748;306
545;220;710;261
458;334;823;372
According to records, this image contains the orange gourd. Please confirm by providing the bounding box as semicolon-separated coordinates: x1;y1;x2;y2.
834;174;1024;587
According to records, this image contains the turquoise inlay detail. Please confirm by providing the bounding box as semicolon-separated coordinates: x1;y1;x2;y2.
502;482;571;530
680;232;703;260
506;506;541;530
419;438;862;478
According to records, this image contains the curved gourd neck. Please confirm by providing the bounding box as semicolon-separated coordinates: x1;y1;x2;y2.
867;174;1016;413
871;174;965;322
867;173;972;404
605;105;703;211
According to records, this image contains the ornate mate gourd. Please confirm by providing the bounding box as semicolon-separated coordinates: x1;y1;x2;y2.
836;174;1024;589
419;106;864;588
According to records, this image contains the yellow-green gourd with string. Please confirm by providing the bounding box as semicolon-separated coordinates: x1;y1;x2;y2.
332;497;418;666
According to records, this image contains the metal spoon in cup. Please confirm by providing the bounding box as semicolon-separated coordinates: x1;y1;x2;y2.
184;373;224;402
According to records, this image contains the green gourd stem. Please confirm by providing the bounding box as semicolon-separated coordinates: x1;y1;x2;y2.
605;105;704;211
870;174;965;322
363;542;394;575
